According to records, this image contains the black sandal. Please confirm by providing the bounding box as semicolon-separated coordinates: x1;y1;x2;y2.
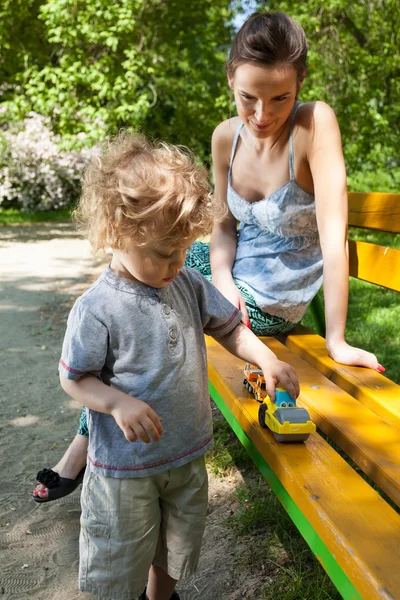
138;588;180;600
32;466;86;503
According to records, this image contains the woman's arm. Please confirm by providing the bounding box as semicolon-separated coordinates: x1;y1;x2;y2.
307;102;381;370
210;121;250;325
210;121;238;280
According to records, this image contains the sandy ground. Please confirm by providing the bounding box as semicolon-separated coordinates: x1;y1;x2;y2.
0;223;258;600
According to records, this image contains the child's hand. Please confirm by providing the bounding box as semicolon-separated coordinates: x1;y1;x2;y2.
215;323;299;403
111;396;164;444
261;359;300;403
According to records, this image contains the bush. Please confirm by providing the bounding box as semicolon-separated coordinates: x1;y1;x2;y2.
347;168;400;193
0;113;97;211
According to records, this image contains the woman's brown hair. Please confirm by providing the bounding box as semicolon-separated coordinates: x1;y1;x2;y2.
227;11;308;81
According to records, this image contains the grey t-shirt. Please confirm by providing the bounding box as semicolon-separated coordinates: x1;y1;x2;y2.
59;265;242;478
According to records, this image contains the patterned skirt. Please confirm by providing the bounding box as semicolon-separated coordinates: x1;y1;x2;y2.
77;241;297;437
185;241;297;337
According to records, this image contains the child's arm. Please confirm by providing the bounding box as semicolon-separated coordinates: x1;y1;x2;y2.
216;322;299;402
60;374;163;444
185;268;299;401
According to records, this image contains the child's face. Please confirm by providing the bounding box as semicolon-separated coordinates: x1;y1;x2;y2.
228;63;302;139
111;238;194;288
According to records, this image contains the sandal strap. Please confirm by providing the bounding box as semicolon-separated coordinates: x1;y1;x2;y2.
36;468;60;488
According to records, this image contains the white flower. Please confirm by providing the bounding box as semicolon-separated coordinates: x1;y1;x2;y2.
0;113;98;211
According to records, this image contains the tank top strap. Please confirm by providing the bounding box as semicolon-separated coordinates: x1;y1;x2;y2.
289;102;303;181
229;121;245;168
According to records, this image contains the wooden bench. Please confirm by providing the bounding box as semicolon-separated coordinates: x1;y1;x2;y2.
206;192;400;600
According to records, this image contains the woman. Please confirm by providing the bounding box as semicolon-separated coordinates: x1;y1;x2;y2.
188;11;383;368
33;11;383;502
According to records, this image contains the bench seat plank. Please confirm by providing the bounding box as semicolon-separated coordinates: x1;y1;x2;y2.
260;336;400;507
285;325;400;430
348;240;400;291
348;192;400;233
206;337;400;600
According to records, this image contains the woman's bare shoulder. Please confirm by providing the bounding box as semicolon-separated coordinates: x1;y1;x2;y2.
296;101;339;131
212;117;241;154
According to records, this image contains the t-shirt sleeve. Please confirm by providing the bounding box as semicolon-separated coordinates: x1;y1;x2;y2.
185;268;243;338
58;299;108;381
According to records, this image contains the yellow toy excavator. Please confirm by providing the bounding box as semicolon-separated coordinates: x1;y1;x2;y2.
243;363;316;442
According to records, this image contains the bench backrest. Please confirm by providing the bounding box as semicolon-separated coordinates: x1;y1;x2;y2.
347;192;400;291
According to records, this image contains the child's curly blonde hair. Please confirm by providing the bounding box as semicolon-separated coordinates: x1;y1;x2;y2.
74;132;216;252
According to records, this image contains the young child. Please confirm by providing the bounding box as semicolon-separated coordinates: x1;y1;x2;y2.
59;132;299;600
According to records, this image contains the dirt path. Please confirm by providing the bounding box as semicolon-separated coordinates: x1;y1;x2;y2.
0;224;251;600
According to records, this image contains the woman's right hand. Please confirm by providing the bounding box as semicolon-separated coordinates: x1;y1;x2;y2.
213;276;250;328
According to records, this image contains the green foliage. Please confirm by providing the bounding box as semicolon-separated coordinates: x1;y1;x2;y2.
347;168;400;192
260;0;399;175
1;1;398;176
1;0;235;160
0;207;71;224
0;1;49;91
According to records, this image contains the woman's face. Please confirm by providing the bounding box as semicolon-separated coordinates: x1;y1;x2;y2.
228;63;303;139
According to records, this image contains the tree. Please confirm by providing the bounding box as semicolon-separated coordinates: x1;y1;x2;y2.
0;1;49;89
0;0;235;161
260;0;399;175
1;1;398;182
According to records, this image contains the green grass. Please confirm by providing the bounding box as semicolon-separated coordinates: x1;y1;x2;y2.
206;416;254;477
207;415;342;600
346;280;400;383
346;227;400;383
0;207;72;224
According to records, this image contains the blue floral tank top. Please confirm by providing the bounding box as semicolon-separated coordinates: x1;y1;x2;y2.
228;104;323;323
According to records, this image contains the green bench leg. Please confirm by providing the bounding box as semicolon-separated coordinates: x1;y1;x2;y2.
209;380;362;600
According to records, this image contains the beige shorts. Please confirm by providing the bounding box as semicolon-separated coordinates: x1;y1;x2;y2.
79;455;208;600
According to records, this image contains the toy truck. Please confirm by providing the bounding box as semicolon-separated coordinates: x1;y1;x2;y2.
243;362;316;442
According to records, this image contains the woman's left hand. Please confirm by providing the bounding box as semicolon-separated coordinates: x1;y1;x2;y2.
327;340;384;372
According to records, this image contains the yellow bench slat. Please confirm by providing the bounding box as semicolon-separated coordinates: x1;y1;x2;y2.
260;336;400;507
348;240;400;291
348;192;400;233
285;325;400;430
206;337;400;600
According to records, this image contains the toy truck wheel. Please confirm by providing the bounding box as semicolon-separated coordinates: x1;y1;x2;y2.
258;403;267;428
273;432;310;442
274;407;312;443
